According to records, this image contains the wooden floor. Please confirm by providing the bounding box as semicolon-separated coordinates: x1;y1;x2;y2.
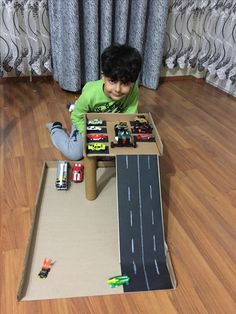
1;77;236;313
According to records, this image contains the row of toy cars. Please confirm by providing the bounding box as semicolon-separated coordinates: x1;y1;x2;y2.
130;115;155;141
110;115;155;148
86;119;109;154
55;161;84;190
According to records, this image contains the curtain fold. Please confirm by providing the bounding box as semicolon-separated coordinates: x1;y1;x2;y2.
0;0;51;77
163;0;236;97
47;0;169;92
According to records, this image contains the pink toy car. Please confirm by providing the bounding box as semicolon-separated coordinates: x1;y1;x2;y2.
71;163;84;182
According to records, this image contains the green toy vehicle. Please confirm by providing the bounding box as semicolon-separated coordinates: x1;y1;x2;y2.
107;275;130;288
111;129;137;148
114;122;128;136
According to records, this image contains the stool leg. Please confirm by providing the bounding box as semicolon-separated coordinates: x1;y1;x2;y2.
85;156;97;200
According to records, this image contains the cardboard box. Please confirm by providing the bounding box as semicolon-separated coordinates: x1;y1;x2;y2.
84;113;163;157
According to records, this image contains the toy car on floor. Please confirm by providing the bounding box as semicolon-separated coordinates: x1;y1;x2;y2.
107;275;130;288
87;134;108;142
87;119;104;125
38;258;54;279
55;161;68;190
88;143;106;151
71;163;84;182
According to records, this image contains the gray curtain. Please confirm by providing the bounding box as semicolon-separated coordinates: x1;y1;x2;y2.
48;0;169;91
0;0;51;78
163;0;236;97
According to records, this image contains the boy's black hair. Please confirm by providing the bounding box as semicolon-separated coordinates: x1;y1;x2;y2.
101;43;142;83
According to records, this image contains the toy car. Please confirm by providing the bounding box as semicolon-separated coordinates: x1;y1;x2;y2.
111;129;137;148
55;161;68;190
87;119;104;125
135;134;155;141
132;124;153;134
87;126;102;131
87;134;108;142
71;163;84;182
107;275;130;288
131;116;153;134
134;115;148;124
38;258;54;279
88;143;106;151
114;122;128;136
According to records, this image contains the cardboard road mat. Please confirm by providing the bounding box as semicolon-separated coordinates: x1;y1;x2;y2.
116;155;175;292
17;161;176;301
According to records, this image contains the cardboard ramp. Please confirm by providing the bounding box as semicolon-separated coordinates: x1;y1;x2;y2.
18;160;176;301
116;155;175;292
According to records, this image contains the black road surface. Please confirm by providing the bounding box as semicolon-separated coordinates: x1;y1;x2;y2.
116;155;173;292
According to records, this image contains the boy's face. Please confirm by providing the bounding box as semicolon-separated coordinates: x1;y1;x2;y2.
102;76;132;101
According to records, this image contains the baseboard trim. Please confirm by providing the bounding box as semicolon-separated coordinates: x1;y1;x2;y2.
160;76;205;83
0;75;53;84
1;74;205;84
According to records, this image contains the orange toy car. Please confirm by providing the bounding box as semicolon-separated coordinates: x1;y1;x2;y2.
38;258;54;279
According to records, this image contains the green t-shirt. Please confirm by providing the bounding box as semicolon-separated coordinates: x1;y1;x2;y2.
71;79;139;135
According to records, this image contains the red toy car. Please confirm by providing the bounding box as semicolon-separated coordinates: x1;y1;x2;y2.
71;163;84;182
135;134;155;141
132;123;153;133
87;134;108;142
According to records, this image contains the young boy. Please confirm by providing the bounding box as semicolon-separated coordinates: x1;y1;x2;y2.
47;43;142;160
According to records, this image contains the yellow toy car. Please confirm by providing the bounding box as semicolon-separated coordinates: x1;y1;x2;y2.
135;115;148;124
88;143;106;151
